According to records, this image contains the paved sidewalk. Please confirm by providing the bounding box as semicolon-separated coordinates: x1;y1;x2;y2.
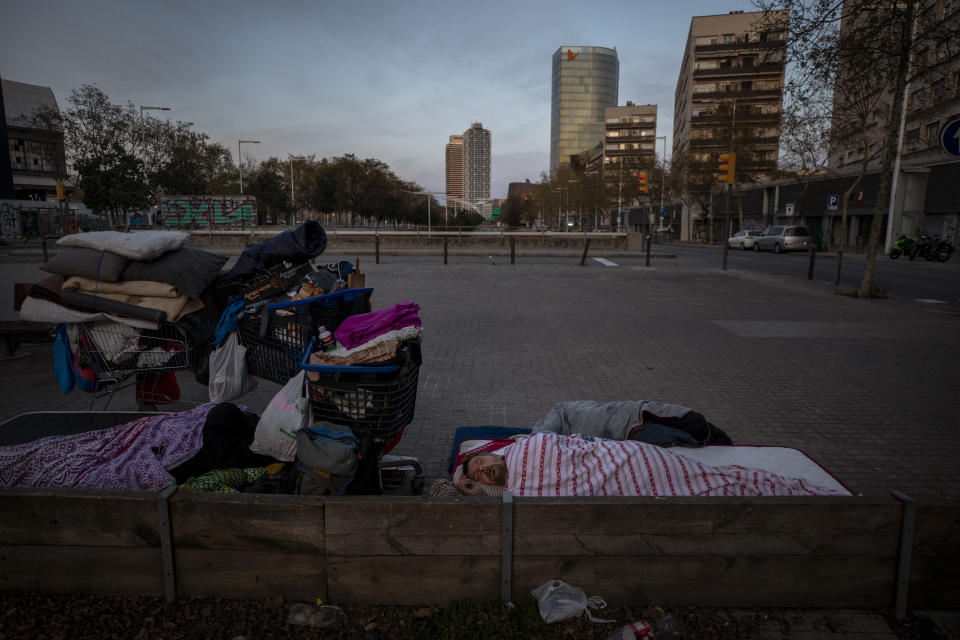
2;249;958;638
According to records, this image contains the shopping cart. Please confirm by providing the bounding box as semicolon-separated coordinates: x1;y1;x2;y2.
74;319;190;410
238;287;373;385
301;339;424;493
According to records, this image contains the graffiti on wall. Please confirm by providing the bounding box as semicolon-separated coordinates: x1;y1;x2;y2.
1;200;106;238
160;196;257;228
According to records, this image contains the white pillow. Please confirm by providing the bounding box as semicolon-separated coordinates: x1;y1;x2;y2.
57;231;190;261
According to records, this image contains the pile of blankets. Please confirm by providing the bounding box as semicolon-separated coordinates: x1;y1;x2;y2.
307;302;422;369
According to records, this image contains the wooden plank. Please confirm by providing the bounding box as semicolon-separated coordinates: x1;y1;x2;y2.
0;545;163;595
908;556;960;608
514;556;896;608
169;492;325;552
326;556;500;605
913;501;960;555
174;549;326;601
0;489;161;547
325;498;502;556
513;501;902;557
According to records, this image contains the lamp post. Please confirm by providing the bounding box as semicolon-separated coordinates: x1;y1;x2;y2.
554;187;567;231
237;140;260;195
289;156;296;227
139;106;170;222
656;135;667;230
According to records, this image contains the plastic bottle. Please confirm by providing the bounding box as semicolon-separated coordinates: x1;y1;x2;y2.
317;326;336;353
607;615;681;639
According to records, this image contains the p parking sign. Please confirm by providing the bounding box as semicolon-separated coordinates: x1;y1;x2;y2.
828;195;840;210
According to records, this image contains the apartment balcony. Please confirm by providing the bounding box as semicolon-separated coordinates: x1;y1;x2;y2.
691;112;781;124
693;62;784;78
688;137;780;148
692;89;782;100
694;39;784;53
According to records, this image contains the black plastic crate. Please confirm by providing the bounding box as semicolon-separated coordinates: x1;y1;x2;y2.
239;288;373;384
302;341;421;446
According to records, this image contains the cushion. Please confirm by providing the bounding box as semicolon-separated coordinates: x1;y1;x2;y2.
121;247;228;298
40;247;129;282
56;230;189;261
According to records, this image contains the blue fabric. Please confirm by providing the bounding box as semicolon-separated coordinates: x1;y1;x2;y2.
629;423;701;448
53;324;74;394
214;299;245;346
448;426;531;473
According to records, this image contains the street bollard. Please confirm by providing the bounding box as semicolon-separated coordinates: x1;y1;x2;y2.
645;234;652;267
41;236;48;263
579;237;590;266
375;235;380;264
443;237;448;264
510;237;516;265
808;243;816;280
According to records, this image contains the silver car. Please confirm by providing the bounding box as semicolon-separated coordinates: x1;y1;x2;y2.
727;230;762;250
755;225;811;253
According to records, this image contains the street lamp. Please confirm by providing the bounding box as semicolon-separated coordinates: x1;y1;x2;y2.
656;135;667;229
238;140;260;195
139;106;170;219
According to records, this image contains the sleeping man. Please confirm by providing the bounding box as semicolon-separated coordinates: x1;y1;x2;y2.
456;432;847;497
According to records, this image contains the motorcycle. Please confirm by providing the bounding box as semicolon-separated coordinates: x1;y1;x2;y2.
890;234;917;259
931;235;954;262
909;233;937;261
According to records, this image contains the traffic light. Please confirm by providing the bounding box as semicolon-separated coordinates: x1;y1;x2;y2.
55;180;65;201
637;170;649;194
717;152;736;184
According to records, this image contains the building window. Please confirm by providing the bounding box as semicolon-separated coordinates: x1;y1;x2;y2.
910;88;926;112
925;121;939;145
905;128;920;145
723;34;735;43
931;78;947;103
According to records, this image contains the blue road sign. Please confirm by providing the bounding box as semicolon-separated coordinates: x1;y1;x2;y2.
659;208;665;218
828;195;840;210
941;118;960;157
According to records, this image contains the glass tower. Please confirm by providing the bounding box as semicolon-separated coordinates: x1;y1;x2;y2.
550;45;619;174
463;122;491;205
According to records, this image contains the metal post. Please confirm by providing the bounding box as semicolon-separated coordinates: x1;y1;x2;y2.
41;236;48;263
238;140;243;195
892;491;916;620
807;243;816;280
510;237;515;265
645;233;652;267
375;234;380;264
443;237;448;264
579;237;590;266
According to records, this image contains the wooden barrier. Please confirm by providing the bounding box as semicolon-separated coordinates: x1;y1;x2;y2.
1;489;957;609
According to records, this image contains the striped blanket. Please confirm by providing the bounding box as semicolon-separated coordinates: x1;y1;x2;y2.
504;433;847;497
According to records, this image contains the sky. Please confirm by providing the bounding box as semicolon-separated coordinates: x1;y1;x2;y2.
1;0;760;200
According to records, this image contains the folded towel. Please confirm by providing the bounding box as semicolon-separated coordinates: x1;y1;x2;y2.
333;301;421;350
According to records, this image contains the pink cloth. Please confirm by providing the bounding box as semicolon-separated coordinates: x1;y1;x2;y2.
0;403;216;490
504;433;847;497
333;301;421;350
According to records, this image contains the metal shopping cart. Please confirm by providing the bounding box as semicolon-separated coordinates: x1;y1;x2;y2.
238;287;373;385
301;339;424;494
74;318;190;410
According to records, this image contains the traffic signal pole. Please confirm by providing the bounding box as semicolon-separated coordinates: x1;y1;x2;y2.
717;152;736;271
722;183;731;271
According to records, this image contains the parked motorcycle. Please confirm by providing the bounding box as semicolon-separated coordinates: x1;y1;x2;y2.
931;235;954;262
909;233;937;261
890;234;917;259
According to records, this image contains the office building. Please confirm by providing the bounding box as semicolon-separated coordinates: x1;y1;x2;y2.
445;134;464;210
462;122;490;205
2;77;68;200
550;46;619;174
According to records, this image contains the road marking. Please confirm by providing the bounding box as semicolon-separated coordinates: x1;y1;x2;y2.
593;257;618;267
915;298;947;304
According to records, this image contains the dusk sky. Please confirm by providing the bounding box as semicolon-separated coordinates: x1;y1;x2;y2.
2;0;759;199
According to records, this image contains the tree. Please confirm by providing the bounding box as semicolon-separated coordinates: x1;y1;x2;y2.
754;0;936;296
75;144;149;227
149;119;235;197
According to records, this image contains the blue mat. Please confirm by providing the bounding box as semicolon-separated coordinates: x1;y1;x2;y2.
448;425;531;474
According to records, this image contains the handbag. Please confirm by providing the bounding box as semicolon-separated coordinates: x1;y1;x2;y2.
208;331;257;402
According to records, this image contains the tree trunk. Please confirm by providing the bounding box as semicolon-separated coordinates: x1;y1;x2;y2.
859;0;915;298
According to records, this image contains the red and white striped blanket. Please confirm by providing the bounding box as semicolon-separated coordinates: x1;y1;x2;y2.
504;433;847;497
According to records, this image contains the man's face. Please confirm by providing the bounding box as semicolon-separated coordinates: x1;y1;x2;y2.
466;454;507;486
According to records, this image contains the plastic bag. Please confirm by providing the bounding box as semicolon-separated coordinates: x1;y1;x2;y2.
53;324;75;394
531;579;615;624
208;332;257;402
250;371;311;461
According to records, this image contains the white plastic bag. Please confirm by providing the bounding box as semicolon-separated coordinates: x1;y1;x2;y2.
250;371;311;461
530;579;615;624
208;332;257;402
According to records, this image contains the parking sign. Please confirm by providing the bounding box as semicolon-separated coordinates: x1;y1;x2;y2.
828;195;840;210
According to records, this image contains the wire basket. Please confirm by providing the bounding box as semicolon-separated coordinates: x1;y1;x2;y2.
239;288;373;384
301;341;421;447
76;319;189;376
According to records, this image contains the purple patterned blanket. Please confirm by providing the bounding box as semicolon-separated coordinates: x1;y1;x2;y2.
0;403;216;490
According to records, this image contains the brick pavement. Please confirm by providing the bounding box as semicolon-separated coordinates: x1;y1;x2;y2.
2;249;959;638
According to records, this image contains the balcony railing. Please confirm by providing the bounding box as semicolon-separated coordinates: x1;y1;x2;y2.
692;62;784;78
694;40;784;53
691;112;781;124
692;89;782;100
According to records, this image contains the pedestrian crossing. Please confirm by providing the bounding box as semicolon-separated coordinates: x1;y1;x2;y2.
592;257;618;267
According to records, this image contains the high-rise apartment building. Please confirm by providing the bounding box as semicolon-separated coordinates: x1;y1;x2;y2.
550;46;619;174
590;102;657;186
445;134;464;209
462;122;491;205
673;11;787;183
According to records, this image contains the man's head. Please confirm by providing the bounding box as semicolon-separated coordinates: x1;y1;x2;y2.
461;452;507;486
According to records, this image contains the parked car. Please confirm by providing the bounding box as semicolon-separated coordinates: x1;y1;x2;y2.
755;225;812;253
727;230;762;250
